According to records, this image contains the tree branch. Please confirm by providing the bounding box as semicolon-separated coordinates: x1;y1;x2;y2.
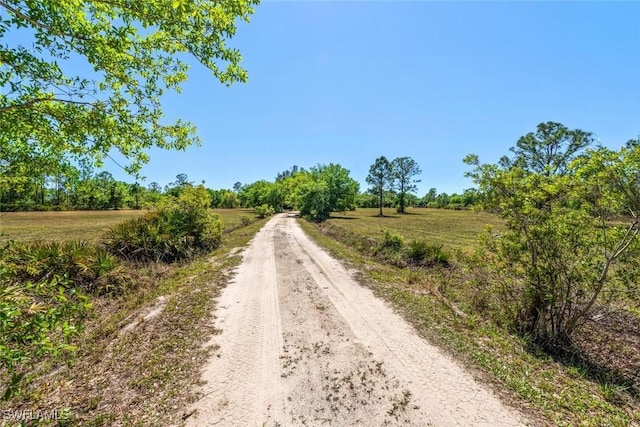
0;0;89;41
1;96;97;113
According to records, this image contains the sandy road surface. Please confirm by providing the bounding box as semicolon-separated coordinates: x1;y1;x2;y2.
186;214;528;426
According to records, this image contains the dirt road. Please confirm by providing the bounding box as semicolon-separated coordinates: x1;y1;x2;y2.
186;214;528;426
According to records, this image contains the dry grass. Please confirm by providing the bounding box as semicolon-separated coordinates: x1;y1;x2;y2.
0;208;257;244
330;208;504;251
0;210;145;243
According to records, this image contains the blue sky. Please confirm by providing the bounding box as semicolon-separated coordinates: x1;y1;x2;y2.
110;1;639;195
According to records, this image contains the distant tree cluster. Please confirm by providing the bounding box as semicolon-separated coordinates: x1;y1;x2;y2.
1;151;480;215
239;164;359;221
0;160;149;211
0;164;241;212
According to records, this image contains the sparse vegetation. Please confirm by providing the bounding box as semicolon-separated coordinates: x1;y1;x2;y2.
300;206;640;426
378;230;404;254
0;205;266;417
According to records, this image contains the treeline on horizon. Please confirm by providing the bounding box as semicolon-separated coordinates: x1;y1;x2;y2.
0;161;479;213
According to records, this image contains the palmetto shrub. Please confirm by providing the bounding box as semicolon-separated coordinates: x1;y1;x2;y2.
0;240;129;296
0;242;98;400
103;185;224;263
407;240;449;267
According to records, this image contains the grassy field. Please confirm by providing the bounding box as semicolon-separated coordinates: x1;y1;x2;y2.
301;208;640;426
330;207;504;250
0;208;256;243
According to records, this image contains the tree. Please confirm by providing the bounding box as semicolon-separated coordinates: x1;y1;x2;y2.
276;165;301;181
1;0;258;175
165;173;193;197
422;188;438;206
94;171;116;209
296;164;358;221
129;182;142;210
297;180;331;222
148;182;163;194
435;192;449;208
233;182;243;193
239;180;272;208
391;157;421;214
507;121;595;176
366;157;393;216
461;188;479;207
220;190;240;209
312;164;359;214
109;182;129;210
465;123;640;349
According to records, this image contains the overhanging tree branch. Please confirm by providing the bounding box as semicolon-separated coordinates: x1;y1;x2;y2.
0;97;97;113
0;1;90;41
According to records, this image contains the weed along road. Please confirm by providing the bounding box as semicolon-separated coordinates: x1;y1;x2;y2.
186;214;527;426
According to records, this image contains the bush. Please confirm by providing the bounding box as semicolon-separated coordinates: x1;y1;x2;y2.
0;240;129;295
0;277;92;400
254;204;275;218
298;180;331;222
407;240;450;266
425;243;449;266
239;214;254;226
103;186;223;262
379;230;404;253
407;239;429;263
0;242;95;401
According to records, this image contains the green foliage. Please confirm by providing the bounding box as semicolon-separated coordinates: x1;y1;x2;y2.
295;164;359;221
379;230;404;253
1;0;258;175
298;180;331;222
312;163;359;213
254;204;274;218
0;240;129;295
507;121;595;176
0;241;95;401
103;186;223;262
465;122;640;349
239;180;282;212
407;240;449;266
239;214;254;226
0;277;91;400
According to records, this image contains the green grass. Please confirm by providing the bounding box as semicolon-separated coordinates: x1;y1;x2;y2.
330;208;505;251
300;210;640;426
0;208;257;244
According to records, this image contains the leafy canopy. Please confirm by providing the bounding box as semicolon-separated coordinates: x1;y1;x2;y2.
0;0;258;174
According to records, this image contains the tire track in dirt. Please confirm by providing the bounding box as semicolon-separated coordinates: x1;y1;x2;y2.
186;214;529;426
186;218;285;426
